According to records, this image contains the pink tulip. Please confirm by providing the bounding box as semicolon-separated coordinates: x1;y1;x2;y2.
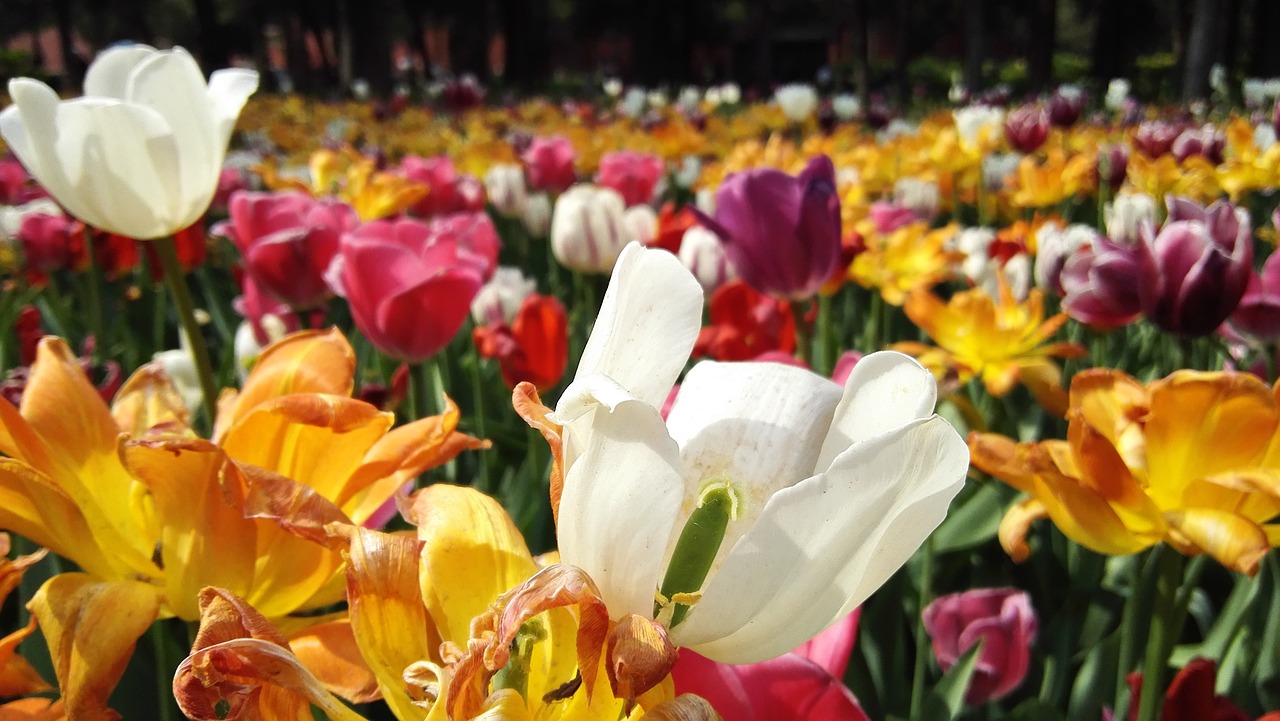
332;218;486;362
831;350;864;386
0;156;42;204
400;155;486;218
868;201;919;234
226;191;358;309
672;611;868;721
17;212;84;273
596;150;665;206
1133;120;1186;158
1227;251;1280;342
1171;124;1226;164
211;167;248;214
233;274;301;346
922;588;1038;705
522;136;577;193
427;211;501;280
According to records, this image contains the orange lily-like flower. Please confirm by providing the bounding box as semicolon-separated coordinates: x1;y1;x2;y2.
0;329;484;719
848;221;961;306
969;369;1280;575
0;533;52;701
255;147;428;221
1009;149;1096;209
894;280;1085;414
174;484;717;720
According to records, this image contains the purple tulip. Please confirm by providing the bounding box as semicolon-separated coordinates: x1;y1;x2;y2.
1060;235;1144;329
1227;251;1280;342
1096;144;1130;190
1133;120;1185;158
1004;104;1050;153
700;155;842;299
1171;124;1226;164
1047;85;1085;128
922;588;1039;705
1137;196;1253;337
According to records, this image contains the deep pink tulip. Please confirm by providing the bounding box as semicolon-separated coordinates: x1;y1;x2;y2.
333;218;486;363
211;167;248;214
0;157;42;204
427;211;501;280
226;191;358;309
595;150;665;207
233;274;301;345
831;350;864;386
1171;124;1226;164
521;136;577;193
868;201;918;234
922;588;1038;705
400;155;486;218
1227;251;1280;342
1137;196;1253;337
700;154;842;299
1004;105;1050;153
1060;236;1143;329
17;212;84;273
672;611;868;721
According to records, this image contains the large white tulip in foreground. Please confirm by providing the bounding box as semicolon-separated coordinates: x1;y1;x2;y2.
551;242;970;663
0;45;258;239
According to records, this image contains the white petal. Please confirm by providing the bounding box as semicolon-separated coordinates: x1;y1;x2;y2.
558;397;685;621
1;80;60;193
671;416;967;663
571;242;702;409
83;44;158;98
814;351;938;473
127;47;217;227
206;68;259;147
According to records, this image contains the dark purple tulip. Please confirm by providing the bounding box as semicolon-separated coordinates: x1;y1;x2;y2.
1133;120;1185;158
1047;86;1085;127
1060;236;1144;329
1096;144;1130;190
1227;251;1280;342
1004;105;1050;153
1136;196;1253;337
1171;124;1226;164
1272;98;1280;137
700;155;842;299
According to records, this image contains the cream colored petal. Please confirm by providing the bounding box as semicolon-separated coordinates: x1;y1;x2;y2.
815;351;938;472
83;44;157;98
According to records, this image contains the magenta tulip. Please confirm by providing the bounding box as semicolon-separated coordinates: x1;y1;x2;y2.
700;154;842;299
868;201;918;234
333;218;487;362
521;136;577;193
400;155;485;218
922;588;1039;705
1004;105;1050;153
596;150;665;207
672;611;868;721
426;210;501;280
17;212;83;273
1137;196;1253;337
1060;236;1143;329
226;191;357;309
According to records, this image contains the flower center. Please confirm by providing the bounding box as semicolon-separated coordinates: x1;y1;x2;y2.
654;479;742;627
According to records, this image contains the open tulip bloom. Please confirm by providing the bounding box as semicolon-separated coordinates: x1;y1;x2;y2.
526;242;969;664
0;45;258;240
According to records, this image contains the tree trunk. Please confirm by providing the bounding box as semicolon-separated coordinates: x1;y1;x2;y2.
1182;0;1219;101
892;0;910;106
191;0;230;68
754;0;774;91
1249;0;1280;77
963;0;985;93
1026;0;1056;92
849;0;870;108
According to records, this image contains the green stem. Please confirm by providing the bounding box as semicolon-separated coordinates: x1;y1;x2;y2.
791;300;813;365
412;357;441;421
80;230;106;361
1136;548;1186;721
155;236;218;428
466;350;491;492
817;293;837;376
909;536;936;719
149;621;179;721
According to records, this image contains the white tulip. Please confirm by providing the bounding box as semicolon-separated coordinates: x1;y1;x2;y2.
0;45;257;239
774;83;819;122
622;204;658;245
1105;78;1131;112
678;225;736;293
471;266;538;325
484;163;528;217
832;93;861;122
1105;192;1158;245
954;105;1006;151
551;243;968;663
550;184;628;273
520;192;552;238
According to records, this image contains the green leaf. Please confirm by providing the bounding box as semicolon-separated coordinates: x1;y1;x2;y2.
920;640;984;721
932;481;1010;554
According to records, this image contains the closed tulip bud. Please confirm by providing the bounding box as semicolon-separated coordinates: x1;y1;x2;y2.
922;589;1038;705
596;151;665;207
520;192;552;238
1105;78;1131;112
1097;144;1130;190
1034;222;1097;296
1133;120;1184;158
1137;196;1253;336
332;219;487;362
1004;104;1050;153
1228;252;1280;342
678;225;736;294
0;45;258;239
400;155;475;218
700;154;841;299
17;211;85;273
484;163;528;217
522;136;577;193
550;184;629;273
623;204;659;245
1060;236;1144;329
1047;85;1085;127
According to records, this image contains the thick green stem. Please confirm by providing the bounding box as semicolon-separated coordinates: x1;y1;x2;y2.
909;536;936;719
412;357;442;421
466;348;491;491
817;293;837;376
1136;548;1185;721
791;301;813;365
155;236;218;428
149;621;179;721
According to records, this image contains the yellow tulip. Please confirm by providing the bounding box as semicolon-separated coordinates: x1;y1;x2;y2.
970;369;1280;574
849;222;962;306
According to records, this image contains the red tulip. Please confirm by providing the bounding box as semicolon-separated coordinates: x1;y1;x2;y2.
334;218;487;362
226;190;357;309
472;293;568;390
672;611;868;721
1117;658;1276;721
596;150;665;206
693;280;796;361
522;136;577;193
1004;105;1050;153
922;588;1038;705
16;212;85;274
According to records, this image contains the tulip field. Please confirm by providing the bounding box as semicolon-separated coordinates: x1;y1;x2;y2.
5;46;1280;721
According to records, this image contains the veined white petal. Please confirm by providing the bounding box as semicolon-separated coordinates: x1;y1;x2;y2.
573;242;702;409
558;397;685;620
672;416;967;663
814;351;938;473
83;44;157;99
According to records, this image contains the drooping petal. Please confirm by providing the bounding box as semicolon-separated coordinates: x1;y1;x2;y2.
998;497;1049;562
286;619;380;704
512;383;566;523
0;617;50;697
674;417;967;663
1164;509;1271;576
28;573;162;721
815;351;938;472
557;395;685;621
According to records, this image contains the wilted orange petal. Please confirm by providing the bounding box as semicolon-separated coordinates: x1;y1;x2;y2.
123;439;257;621
606;615;678;710
998;497;1047;562
0;617;50;696
334;524;436;720
287;620;380;704
967;433;1035;494
1164;509;1271;576
512;383;565;524
643;694;724;721
214;328;356;441
1018;359;1069;417
405;485;537;646
28;573;162;721
0;698;66;721
111;362;192;437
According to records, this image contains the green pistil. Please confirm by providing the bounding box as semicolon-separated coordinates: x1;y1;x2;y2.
491;620;546;701
656;481;741;627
